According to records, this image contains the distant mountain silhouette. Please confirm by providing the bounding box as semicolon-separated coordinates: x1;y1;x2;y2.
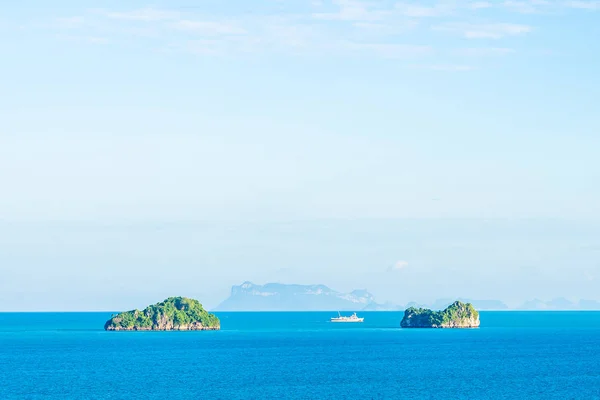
404;301;429;309
213;282;379;311
362;301;404;311
578;299;600;310
428;298;509;311
518;298;600;310
213;283;600;311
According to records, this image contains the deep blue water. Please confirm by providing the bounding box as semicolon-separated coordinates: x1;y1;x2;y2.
1;312;599;399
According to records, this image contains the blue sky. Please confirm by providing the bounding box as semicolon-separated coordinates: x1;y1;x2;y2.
0;1;599;310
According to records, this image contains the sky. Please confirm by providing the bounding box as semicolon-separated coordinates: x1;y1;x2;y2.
1;1;599;311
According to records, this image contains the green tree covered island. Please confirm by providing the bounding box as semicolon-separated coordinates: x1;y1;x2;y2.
104;297;220;331
400;301;480;328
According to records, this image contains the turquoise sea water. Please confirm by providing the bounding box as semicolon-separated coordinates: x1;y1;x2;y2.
1;311;599;399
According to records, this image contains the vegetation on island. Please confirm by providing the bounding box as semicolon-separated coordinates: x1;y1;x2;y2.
401;301;480;328
104;297;220;331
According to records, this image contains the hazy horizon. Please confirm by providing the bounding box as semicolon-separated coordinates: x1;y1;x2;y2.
1;218;598;311
1;2;599;312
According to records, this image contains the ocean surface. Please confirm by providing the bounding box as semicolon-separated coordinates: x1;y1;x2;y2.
1;312;599;399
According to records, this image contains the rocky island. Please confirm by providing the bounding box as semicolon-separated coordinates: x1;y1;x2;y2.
104;297;220;331
400;301;480;328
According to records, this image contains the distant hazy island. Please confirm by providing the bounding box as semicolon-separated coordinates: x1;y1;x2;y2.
210;281;600;312
401;301;480;328
214;281;383;311
104;297;220;331
213;281;512;312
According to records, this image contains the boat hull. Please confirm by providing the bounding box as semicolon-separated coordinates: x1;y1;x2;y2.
330;319;364;323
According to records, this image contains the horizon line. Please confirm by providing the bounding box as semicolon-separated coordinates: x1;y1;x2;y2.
2;309;600;313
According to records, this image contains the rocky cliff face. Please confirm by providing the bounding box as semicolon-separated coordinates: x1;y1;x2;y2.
105;320;220;331
400;301;480;328
437;316;480;328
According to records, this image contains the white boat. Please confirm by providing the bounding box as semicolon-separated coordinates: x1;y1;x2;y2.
330;312;364;323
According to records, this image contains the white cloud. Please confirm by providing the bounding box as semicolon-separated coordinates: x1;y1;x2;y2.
565;0;600;9
56;17;86;28
353;20;419;34
349;43;433;58
102;8;179;22
470;2;493;9
436;23;533;39
175;39;229;56
173;20;247;36
495;0;600;13
55;34;109;45
583;270;595;281
455;47;515;56
49;5;438;60
87;36;109;44
262;21;324;50
394;3;453;17
503;0;550;14
389;260;410;271
425;64;475;71
312;0;390;21
407;63;474;72
45;1;600;65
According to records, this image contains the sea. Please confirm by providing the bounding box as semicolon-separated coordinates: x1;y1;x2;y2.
1;311;599;399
